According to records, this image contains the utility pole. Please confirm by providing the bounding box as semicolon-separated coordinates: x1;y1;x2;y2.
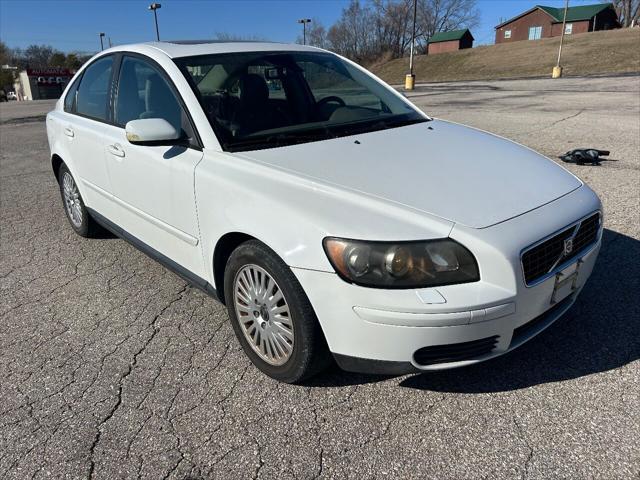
553;0;569;78
99;32;105;51
406;0;418;90
297;18;311;45
149;3;162;41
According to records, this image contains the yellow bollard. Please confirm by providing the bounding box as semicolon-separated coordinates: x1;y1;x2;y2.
552;66;563;78
405;74;415;90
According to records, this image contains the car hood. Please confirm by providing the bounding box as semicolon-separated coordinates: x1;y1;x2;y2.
235;119;582;229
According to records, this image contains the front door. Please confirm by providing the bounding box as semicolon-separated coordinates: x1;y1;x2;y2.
102;54;205;278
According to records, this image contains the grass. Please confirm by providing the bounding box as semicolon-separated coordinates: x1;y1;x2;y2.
371;28;640;84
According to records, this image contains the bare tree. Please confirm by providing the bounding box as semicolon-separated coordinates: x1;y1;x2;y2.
417;0;480;42
23;44;58;67
371;0;414;57
327;0;377;62
0;41;16;89
613;0;640;27
325;0;478;63
213;32;266;41
8;47;26;70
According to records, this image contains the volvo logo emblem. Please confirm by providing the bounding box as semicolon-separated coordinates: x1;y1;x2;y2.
563;238;574;256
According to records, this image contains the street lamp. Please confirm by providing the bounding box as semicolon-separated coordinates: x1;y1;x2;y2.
149;3;162;41
297;18;311;45
406;0;417;90
99;32;105;51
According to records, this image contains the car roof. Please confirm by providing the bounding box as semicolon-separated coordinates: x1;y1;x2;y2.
113;41;325;59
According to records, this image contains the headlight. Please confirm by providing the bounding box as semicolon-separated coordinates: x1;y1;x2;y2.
323;238;480;288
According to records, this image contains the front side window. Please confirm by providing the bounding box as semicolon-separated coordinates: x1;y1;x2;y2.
114;56;183;133
176;51;426;151
504;29;512;39
565;23;573;34
528;26;542;40
75;56;113;121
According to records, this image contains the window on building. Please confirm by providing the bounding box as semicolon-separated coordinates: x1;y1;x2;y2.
565;23;573;34
528;26;542;40
76;56;113;121
504;30;512;39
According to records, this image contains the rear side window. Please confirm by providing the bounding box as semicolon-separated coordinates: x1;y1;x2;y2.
76;56;113;121
64;76;81;112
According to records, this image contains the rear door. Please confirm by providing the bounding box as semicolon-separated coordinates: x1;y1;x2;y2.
61;55;115;212
101;54;205;277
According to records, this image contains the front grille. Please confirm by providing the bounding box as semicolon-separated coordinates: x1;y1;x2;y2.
573;213;600;252
521;212;600;285
413;335;499;366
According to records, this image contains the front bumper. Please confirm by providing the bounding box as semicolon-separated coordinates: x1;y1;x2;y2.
291;187;602;374
293;243;598;374
332;292;580;374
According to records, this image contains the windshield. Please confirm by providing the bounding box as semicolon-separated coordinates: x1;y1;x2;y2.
175;51;428;152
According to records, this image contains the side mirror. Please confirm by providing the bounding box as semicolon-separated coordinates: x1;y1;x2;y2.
125;118;181;146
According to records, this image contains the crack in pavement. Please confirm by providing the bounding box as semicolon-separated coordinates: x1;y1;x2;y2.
513;416;534;480
87;284;189;478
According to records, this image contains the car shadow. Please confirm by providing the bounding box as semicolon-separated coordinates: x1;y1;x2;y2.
90;228;117;240
308;229;640;392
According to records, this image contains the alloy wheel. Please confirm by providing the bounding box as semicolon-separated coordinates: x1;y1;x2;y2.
62;172;83;228
233;264;294;366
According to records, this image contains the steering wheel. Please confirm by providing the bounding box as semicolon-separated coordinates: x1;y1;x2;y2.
316;96;346;108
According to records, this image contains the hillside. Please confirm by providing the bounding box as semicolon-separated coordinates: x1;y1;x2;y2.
371;28;640;84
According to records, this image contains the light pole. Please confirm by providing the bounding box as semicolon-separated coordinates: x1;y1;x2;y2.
553;0;569;78
297;18;311;45
99;32;105;51
405;0;417;90
149;3;162;41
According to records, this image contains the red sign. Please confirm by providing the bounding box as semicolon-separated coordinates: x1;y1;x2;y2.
27;67;73;85
27;67;73;76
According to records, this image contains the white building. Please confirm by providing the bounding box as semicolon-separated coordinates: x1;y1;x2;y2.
14;67;74;100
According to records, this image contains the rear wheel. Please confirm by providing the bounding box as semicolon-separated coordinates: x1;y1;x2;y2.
58;164;102;237
224;240;331;383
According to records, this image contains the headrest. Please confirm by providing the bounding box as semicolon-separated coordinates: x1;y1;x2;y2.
239;73;269;105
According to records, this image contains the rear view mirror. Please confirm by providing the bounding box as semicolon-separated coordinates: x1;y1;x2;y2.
125;118;181;146
265;68;281;79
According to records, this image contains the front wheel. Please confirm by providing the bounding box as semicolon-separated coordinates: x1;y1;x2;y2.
224;240;331;383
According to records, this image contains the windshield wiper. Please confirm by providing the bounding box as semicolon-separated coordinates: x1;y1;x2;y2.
339;116;427;137
227;130;334;152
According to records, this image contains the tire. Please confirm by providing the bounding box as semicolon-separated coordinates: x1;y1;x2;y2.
224;240;331;383
58;164;102;238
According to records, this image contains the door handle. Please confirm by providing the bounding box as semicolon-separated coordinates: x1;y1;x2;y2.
108;143;125;158
64;127;75;138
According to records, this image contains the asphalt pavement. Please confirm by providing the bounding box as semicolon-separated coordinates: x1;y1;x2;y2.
1;76;639;479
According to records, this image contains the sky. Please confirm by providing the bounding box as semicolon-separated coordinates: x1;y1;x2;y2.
0;0;609;53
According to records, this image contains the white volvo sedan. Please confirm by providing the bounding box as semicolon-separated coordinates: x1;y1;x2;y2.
46;41;602;383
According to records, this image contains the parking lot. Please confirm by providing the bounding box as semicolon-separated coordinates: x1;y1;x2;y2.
1;75;639;479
